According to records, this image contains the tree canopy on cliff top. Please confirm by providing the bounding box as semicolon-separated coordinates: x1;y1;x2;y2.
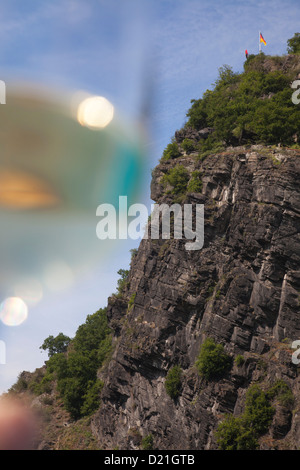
185;54;300;148
161;36;300;157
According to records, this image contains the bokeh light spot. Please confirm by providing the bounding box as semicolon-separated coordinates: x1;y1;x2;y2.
44;260;74;293
0;168;60;210
77;96;114;129
0;297;28;326
14;278;43;307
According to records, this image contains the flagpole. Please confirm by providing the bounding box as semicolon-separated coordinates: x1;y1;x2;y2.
259;31;261;54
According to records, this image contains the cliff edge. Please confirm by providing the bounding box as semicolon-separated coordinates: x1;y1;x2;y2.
92;143;300;450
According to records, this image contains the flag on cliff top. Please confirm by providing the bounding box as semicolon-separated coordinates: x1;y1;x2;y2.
260;33;267;45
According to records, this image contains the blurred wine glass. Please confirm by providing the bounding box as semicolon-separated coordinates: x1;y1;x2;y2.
0;1;154;354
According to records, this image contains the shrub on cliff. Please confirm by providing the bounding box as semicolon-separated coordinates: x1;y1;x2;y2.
215;414;259;450
195;337;231;380
115;269;130;297
187;171;203;193
234;354;245;367
216;384;275;450
181;138;196;154
162;165;189;195
141;434;154;450
161;139;181;161
243;384;275;435
165;365;182;399
267;379;294;407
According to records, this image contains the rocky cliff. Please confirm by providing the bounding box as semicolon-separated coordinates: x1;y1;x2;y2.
7;53;300;451
91;143;300;450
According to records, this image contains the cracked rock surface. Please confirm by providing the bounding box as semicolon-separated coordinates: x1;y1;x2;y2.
91;145;300;450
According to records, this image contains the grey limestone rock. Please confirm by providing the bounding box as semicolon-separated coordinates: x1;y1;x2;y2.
92;146;300;450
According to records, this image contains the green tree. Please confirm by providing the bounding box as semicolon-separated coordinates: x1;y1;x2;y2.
80;380;104;417
38;308;112;420
287;33;300;54
116;269;129;296
186;97;208;130
72;308;111;355
184;57;300;147
46;352;68;379
214;65;239;89
40;333;71;358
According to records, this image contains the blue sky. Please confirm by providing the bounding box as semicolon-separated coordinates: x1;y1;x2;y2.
1;0;300;392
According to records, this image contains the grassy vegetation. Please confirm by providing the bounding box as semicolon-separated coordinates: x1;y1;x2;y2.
234;354;245;367
127;292;136;311
141;434;154;450
55;417;100;450
267;380;294;407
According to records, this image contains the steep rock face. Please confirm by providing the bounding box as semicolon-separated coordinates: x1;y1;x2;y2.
92;145;300;450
